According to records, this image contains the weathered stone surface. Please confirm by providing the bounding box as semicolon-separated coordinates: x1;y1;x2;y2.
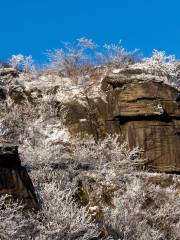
103;79;180;172
0;67;19;101
0;145;39;209
61;75;180;172
8;80;28;103
0;67;18;85
0;67;18;77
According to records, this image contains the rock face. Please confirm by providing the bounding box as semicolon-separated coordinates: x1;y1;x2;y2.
105;79;180;172
0;145;39;209
61;72;180;172
1;67;180;172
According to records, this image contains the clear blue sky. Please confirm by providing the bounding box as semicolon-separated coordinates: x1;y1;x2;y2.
0;0;180;63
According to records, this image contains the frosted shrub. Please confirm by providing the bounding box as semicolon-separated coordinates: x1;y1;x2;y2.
36;182;100;240
131;49;180;88
23;134;144;176
9;54;35;72
1;132;179;239
23;134;146;189
5;39;180;89
103;41;139;68
0;104;29;143
0;195;37;240
132;50;177;79
9;54;24;69
47;38;138;80
71;135;144;176
0;186;101;240
104;180;180;240
47;37;97;78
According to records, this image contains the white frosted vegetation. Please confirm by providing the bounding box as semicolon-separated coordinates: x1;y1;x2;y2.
0;132;180;239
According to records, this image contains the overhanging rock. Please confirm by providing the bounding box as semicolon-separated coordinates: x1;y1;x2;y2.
0;145;39;209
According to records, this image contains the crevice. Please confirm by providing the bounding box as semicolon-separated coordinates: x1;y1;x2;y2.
165;171;180;175
127;97;157;102
105;79;132;89
127;97;177;103
106;111;180;125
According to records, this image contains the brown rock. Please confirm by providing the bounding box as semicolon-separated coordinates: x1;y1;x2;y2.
0;145;39;209
9;83;27;104
105;80;180;172
0;67;18;78
61;76;180;172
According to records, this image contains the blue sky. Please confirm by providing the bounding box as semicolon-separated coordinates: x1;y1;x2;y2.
0;0;180;63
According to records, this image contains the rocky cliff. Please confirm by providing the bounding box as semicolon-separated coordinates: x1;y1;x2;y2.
103;76;180;172
58;68;180;172
0;66;180;173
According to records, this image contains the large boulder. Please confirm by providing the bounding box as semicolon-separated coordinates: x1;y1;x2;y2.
0;144;39;209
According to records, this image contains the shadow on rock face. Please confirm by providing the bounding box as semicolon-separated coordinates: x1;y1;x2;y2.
0;144;39;210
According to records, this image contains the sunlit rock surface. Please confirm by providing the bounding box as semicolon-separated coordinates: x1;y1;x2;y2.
60;71;180;172
1;66;180;173
104;79;180;172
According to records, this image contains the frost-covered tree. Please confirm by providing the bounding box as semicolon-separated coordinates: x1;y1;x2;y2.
46;38;138;81
36;182;100;240
9;54;35;72
142;50;176;77
0;185;101;240
103;41;139;67
0;195;37;240
47;37;98;78
105;181;180;240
